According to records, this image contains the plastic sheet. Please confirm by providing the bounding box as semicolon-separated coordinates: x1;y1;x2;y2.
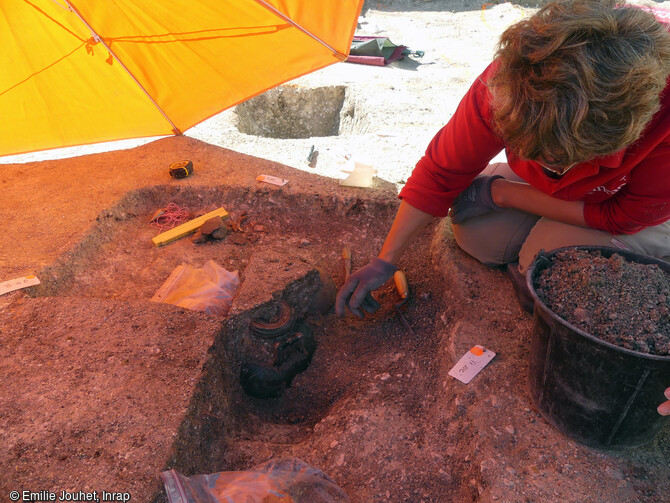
347;36;406;66
151;260;240;317
161;458;350;503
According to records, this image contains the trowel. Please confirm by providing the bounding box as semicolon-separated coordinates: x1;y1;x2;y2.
394;270;415;336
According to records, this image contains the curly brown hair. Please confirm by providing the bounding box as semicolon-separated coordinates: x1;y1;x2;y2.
489;0;670;166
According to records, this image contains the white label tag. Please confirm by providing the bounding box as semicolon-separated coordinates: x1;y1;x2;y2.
448;345;496;384
256;174;289;186
0;275;41;296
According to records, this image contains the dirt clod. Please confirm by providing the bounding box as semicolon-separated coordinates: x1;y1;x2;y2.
229;233;247;245
192;231;208;244
200;216;225;235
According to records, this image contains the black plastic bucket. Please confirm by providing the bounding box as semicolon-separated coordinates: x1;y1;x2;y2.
526;245;670;449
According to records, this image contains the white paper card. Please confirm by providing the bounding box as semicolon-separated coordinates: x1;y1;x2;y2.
0;275;41;296
448;345;496;384
256;174;289;186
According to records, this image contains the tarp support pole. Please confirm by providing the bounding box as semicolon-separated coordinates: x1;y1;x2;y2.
252;0;347;60
63;1;183;135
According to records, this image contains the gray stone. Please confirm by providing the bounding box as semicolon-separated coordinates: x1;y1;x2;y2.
211;226;228;240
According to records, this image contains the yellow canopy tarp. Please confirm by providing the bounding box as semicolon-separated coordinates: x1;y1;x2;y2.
0;0;363;157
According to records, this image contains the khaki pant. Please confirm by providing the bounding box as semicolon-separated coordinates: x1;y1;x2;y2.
452;163;670;273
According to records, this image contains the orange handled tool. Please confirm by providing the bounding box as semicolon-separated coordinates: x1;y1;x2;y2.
394;270;409;301
342;247;352;279
393;270;415;335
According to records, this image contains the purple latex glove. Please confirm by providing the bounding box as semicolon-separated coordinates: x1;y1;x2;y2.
450;175;503;225
336;257;397;318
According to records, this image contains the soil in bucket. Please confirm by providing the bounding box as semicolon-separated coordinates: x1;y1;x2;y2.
534;248;670;356
526;246;670;450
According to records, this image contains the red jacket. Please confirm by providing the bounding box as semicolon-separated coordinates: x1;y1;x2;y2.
399;62;670;234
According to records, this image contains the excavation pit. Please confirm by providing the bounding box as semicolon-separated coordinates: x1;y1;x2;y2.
3;137;669;503
235;85;348;138
1;179;454;501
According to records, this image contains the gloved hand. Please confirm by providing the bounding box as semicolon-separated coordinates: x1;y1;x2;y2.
336;257;397;318
450;175;503;225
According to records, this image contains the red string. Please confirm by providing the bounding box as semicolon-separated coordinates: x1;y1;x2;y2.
151;202;190;231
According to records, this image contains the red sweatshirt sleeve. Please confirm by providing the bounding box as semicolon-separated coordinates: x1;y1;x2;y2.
583;141;670;234
399;63;505;217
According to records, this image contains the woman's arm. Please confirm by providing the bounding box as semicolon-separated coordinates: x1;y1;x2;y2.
378;200;435;264
491;178;587;227
335;200;434;317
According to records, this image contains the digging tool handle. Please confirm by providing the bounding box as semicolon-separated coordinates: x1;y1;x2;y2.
394;270;409;300
342;247;352;279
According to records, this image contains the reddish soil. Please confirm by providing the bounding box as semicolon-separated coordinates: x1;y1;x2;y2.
534;248;670;356
1;137;669;503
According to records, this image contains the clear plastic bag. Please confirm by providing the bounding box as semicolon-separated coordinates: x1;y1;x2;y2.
151;260;240;317
161;458;349;503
